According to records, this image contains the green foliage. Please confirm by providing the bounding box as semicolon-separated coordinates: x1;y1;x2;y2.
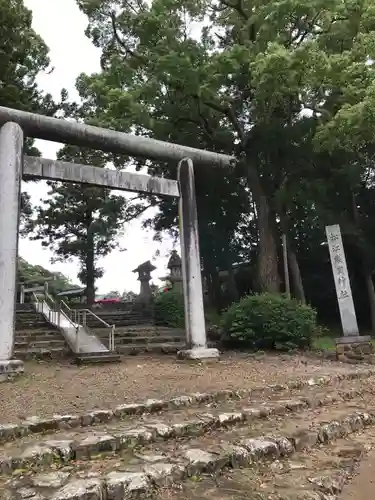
154;290;185;328
221;293;317;351
29;145;128;304
17;257;76;294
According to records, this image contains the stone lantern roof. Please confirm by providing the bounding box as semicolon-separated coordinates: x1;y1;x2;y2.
132;260;156;274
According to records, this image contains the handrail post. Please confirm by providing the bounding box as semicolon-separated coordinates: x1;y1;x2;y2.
75;325;79;352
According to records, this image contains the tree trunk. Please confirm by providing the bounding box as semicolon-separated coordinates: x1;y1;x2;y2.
249;168;280;293
351;193;375;330
226;263;239;303
364;271;375;331
202;252;222;311
289;248;306;304
85;220;95;307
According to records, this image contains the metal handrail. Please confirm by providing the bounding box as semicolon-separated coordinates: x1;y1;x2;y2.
74;308;116;351
31;293;115;353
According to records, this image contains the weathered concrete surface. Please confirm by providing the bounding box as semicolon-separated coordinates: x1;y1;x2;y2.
0;122;23;361
0;106;235;167
178;158;217;356
24;156;180;198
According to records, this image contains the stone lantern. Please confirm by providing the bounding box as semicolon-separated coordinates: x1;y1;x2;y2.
132;260;156;301
166;250;183;292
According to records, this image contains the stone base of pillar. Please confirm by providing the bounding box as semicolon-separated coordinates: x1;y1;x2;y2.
335;336;373;364
177;347;220;362
0;359;24;383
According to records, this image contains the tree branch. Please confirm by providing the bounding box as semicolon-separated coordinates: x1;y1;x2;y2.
110;12;144;61
219;0;248;20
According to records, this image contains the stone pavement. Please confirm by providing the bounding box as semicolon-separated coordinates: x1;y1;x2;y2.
1;368;375;499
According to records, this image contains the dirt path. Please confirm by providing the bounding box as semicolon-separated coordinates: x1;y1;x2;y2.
340;449;375;499
0;353;358;422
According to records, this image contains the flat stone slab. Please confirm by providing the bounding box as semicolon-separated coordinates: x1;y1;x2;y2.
177;347;220;360
0;359;24;382
335;336;372;344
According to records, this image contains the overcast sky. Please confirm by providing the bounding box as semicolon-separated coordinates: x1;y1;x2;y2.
20;0;173;293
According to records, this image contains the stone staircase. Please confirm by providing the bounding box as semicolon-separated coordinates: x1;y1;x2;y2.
14;304;68;360
94;325;187;354
1;367;375;498
15;304;120;364
84;308;154;328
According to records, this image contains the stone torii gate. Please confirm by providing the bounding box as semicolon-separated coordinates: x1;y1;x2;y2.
0;106;235;376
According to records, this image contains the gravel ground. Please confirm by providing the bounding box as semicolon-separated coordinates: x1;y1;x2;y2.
0;353;361;423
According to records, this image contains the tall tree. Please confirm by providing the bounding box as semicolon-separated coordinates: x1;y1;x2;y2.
73;0;375;296
29;146;129;305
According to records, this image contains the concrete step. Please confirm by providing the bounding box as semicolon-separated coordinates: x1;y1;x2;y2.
75;352;122;364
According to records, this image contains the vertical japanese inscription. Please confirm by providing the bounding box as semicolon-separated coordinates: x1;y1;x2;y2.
325;224;359;336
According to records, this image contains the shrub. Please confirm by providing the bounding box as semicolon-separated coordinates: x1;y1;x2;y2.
221;293;317;351
154;290;185;328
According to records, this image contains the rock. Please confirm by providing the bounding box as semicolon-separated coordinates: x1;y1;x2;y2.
81;409;113;426
318;421;345;443
134;454;166;463
53;415;81;430
116;427;153;446
32;471;70;488
308;473;346;494
51;478;104;500
170;395;193;408
145;422;173;438
16;444;54;468
24;416;58;433
217;412;244;426
222;444;251;468
292;430;318;451
270;436;294;456
238;438;279;460
143;463;183;485
0;423;25;441
242;408;262;419
184;448;218;475
74;433;116;459
18;488;38;499
106;471;149;500
114;404;145;418
45;440;74;462
144;399;166;412
172;421;203;437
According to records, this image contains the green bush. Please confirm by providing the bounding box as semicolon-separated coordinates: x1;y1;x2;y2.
154;290;185;328
221;293;317;351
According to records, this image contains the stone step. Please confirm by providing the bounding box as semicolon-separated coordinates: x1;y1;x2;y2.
2;377;375;499
13;347;68;360
2;369;369;444
15;333;63;342
108;336;185;346
94;327;184;338
116;342;186;355
75;352;122;365
14;339;66;349
0;373;372;472
159;420;374;500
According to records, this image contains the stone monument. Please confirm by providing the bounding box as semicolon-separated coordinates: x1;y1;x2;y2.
325;224;373;363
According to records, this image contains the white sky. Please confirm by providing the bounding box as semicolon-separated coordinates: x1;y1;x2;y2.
20;0;174;293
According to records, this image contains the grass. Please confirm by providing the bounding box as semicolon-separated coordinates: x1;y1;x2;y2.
313;336;375;352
